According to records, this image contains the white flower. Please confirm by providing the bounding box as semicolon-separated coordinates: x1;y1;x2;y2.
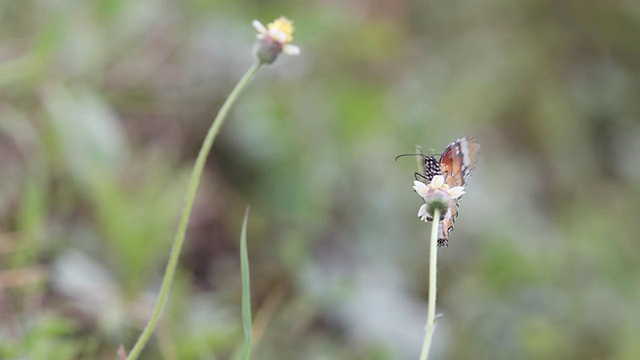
413;175;465;200
413;175;465;222
252;17;300;64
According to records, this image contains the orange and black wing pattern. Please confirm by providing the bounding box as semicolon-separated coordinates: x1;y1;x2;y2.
436;137;479;246
439;136;480;188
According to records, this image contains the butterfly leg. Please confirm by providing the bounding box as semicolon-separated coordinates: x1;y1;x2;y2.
414;172;430;183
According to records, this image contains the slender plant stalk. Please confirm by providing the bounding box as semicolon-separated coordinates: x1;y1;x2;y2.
126;62;262;360
239;207;253;360
419;208;440;360
414;145;424;177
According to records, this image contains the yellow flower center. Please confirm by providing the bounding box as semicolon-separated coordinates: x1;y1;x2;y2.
268;17;295;43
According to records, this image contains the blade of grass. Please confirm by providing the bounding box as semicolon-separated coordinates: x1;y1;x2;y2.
239;207;253;360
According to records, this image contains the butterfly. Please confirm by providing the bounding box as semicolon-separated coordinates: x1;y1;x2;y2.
415;137;479;247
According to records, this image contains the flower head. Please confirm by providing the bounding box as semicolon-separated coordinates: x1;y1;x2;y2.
252;17;300;64
413;175;465;199
413;175;465;222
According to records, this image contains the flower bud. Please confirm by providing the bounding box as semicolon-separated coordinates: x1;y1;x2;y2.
252;17;300;65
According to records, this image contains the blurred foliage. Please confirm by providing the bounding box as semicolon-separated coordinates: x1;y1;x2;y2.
1;0;640;359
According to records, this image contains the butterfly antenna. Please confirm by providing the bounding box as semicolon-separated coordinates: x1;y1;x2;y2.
395;153;429;162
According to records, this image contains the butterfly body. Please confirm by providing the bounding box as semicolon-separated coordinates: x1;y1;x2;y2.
419;137;479;247
420;156;442;182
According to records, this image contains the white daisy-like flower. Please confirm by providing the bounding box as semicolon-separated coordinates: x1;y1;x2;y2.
252;17;300;64
413;176;465;200
413;175;465;222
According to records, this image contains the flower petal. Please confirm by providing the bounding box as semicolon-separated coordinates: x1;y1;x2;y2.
269;30;288;44
413;181;429;197
417;204;429;221
430;175;445;189
448;186;466;199
252;20;267;33
283;44;300;55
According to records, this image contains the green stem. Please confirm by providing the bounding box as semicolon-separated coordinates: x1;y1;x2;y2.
419;208;440;360
126;62;262;360
239;207;252;360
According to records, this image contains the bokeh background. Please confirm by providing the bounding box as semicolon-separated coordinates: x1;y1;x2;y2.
1;0;640;359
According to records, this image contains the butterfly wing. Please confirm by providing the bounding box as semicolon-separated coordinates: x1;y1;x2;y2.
436;208;455;247
439;136;480;187
437;137;480;246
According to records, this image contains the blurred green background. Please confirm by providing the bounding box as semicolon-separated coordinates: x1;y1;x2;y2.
1;0;640;359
